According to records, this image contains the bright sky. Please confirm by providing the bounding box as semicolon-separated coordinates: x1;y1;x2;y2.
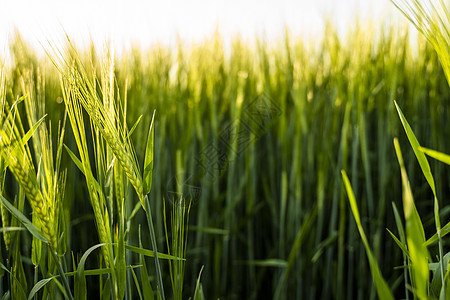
0;0;405;56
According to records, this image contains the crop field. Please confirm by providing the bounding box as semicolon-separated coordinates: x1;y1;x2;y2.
2;1;450;299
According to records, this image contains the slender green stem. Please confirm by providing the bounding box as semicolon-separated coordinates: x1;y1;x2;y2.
435;197;445;295
144;195;165;300
49;245;74;300
437;228;445;296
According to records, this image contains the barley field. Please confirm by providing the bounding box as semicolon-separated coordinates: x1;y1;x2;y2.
1;2;450;299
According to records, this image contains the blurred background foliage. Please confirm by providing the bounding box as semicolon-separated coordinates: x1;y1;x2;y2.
2;23;450;299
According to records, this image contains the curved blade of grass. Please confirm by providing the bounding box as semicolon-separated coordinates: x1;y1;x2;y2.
0;194;47;243
27;276;56;300
126;115;143;139
20;114;46;149
341;170;394;300
419;146;450;165
130;268;143;300
75;243;106;300
386;229;409;258
394;99;448;292
394;101;444;293
394;101;436;197
193;266;205;300
64;144;84;173
394;139;429;300
128;202;142;224
125;244;183;261
426;222;450;246
64;144;104;196
311;231;339;263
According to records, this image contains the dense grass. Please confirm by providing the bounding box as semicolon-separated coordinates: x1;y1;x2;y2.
1;22;450;299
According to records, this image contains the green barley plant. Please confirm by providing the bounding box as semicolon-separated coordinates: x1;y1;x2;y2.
0;96;57;250
55;42;167;298
0;60;73;299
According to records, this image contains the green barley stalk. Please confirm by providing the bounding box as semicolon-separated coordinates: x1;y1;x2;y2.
60;77;114;270
51;42;144;205
51;40;165;298
0;101;57;250
20;66;68;257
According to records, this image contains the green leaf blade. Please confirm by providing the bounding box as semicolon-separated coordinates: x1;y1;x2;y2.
341;170;394;300
419;146;450;165
0;195;47;243
143;110;155;196
394;101;436;197
394;138;429;300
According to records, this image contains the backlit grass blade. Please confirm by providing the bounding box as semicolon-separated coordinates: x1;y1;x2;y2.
341;170;394;300
394;139;429;300
20;114;46;149
386;228;409;258
426;222;450;246
127;115;143;139
28;276;57;300
0;194;47;243
394;101;436;197
75;243;106;300
394;100;444;293
419;146;450;165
